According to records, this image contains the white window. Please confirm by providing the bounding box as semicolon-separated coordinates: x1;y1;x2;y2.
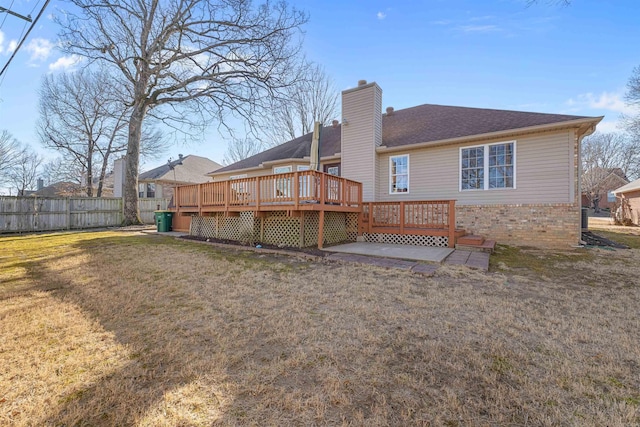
327;166;339;176
460;141;515;191
138;182;155;198
273;166;292;174
273;166;292;197
230;174;248;194
389;155;409;194
297;165;310;171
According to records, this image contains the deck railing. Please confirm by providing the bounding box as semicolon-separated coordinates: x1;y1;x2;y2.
174;170;362;211
361;200;457;247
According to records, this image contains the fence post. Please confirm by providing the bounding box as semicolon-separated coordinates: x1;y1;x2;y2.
399;202;405;235
66;197;71;230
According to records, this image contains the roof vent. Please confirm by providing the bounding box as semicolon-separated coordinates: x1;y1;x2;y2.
332;119;339;128
386;106;394;115
358;79;367;86
178;154;183;159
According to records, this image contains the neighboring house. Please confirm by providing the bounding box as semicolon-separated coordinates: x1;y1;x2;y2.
33;181;85;197
173;80;602;248
581;167;629;211
116;154;222;199
613;179;640;225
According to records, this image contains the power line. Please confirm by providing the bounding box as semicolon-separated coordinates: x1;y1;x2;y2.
0;0;51;78
0;1;20;31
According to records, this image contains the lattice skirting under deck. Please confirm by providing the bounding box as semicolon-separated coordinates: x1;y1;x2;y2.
363;233;448;247
189;211;355;248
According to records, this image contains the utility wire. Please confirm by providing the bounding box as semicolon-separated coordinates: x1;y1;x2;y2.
0;1;20;31
0;0;51;78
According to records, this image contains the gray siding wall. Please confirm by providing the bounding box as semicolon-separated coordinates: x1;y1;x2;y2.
376;129;576;205
341;83;382;202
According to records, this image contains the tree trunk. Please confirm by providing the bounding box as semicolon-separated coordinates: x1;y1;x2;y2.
96;147;112;198
122;104;145;225
86;146;93;197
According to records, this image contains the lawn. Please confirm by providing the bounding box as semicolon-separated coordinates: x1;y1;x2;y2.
1;230;639;426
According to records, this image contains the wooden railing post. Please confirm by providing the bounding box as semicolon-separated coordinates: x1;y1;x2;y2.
224;181;229;212
255;176;261;210
341;178;346;206
294;171;299;210
320;172;326;205
448;200;456;248
197;183;202;215
368;202;373;234
399;202;405;235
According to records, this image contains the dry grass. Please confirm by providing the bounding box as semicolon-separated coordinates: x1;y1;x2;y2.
1;230;640;426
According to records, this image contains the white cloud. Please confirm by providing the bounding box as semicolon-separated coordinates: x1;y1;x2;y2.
457;24;500;33
25;38;54;62
48;54;83;71
377;11;386;20
0;30;4;54
8;40;18;54
567;91;635;115
595;120;624;134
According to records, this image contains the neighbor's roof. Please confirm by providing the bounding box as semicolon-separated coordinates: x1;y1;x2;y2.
614;178;640;195
140;155;222;184
213;103;600;174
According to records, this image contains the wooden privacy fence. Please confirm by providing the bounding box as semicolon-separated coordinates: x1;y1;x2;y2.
0;196;170;233
175;170;362;212
139;198;170;223
361;200;457;247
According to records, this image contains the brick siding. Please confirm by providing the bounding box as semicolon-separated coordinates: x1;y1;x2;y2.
456;203;580;248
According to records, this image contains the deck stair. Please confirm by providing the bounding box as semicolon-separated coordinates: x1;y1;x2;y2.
455;234;496;253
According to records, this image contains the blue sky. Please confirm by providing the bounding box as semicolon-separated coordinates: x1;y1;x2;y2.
0;0;637;171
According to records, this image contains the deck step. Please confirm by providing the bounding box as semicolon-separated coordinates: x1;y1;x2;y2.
456;239;496;253
457;234;485;245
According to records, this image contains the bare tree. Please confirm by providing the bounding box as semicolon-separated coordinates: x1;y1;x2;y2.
8;147;43;196
41;156;85;186
258;62;339;147
224;62;339;163
223;137;264;165
38;68;168;197
624;65;640;140
0;130;23;188
582;132;640;211
57;0;307;224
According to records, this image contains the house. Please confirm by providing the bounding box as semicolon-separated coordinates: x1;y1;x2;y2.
581;167;629;211
115;154;222;199
613;178;640;225
172;80;602;249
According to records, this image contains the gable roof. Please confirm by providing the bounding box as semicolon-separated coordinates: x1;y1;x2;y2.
614;178;640;195
140;155;222;184
214;103;599;174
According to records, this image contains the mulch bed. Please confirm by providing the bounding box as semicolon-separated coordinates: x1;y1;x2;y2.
180;234;329;257
582;231;629;249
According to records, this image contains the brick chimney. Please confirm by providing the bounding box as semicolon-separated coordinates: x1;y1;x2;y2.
340;80;382;202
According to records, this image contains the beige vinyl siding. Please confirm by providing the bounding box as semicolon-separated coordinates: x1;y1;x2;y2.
341;83;382;202
212;161;315;182
376;129;575;205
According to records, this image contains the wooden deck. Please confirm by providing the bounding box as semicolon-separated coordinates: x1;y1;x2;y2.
171;171;460;248
361;201;460;248
174;170;362;214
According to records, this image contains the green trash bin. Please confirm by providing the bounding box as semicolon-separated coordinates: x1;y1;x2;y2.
155;211;173;232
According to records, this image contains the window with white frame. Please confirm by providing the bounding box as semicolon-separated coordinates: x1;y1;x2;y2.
460;141;515;191
273;165;292;197
230;174;248;194
389;155;409;194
